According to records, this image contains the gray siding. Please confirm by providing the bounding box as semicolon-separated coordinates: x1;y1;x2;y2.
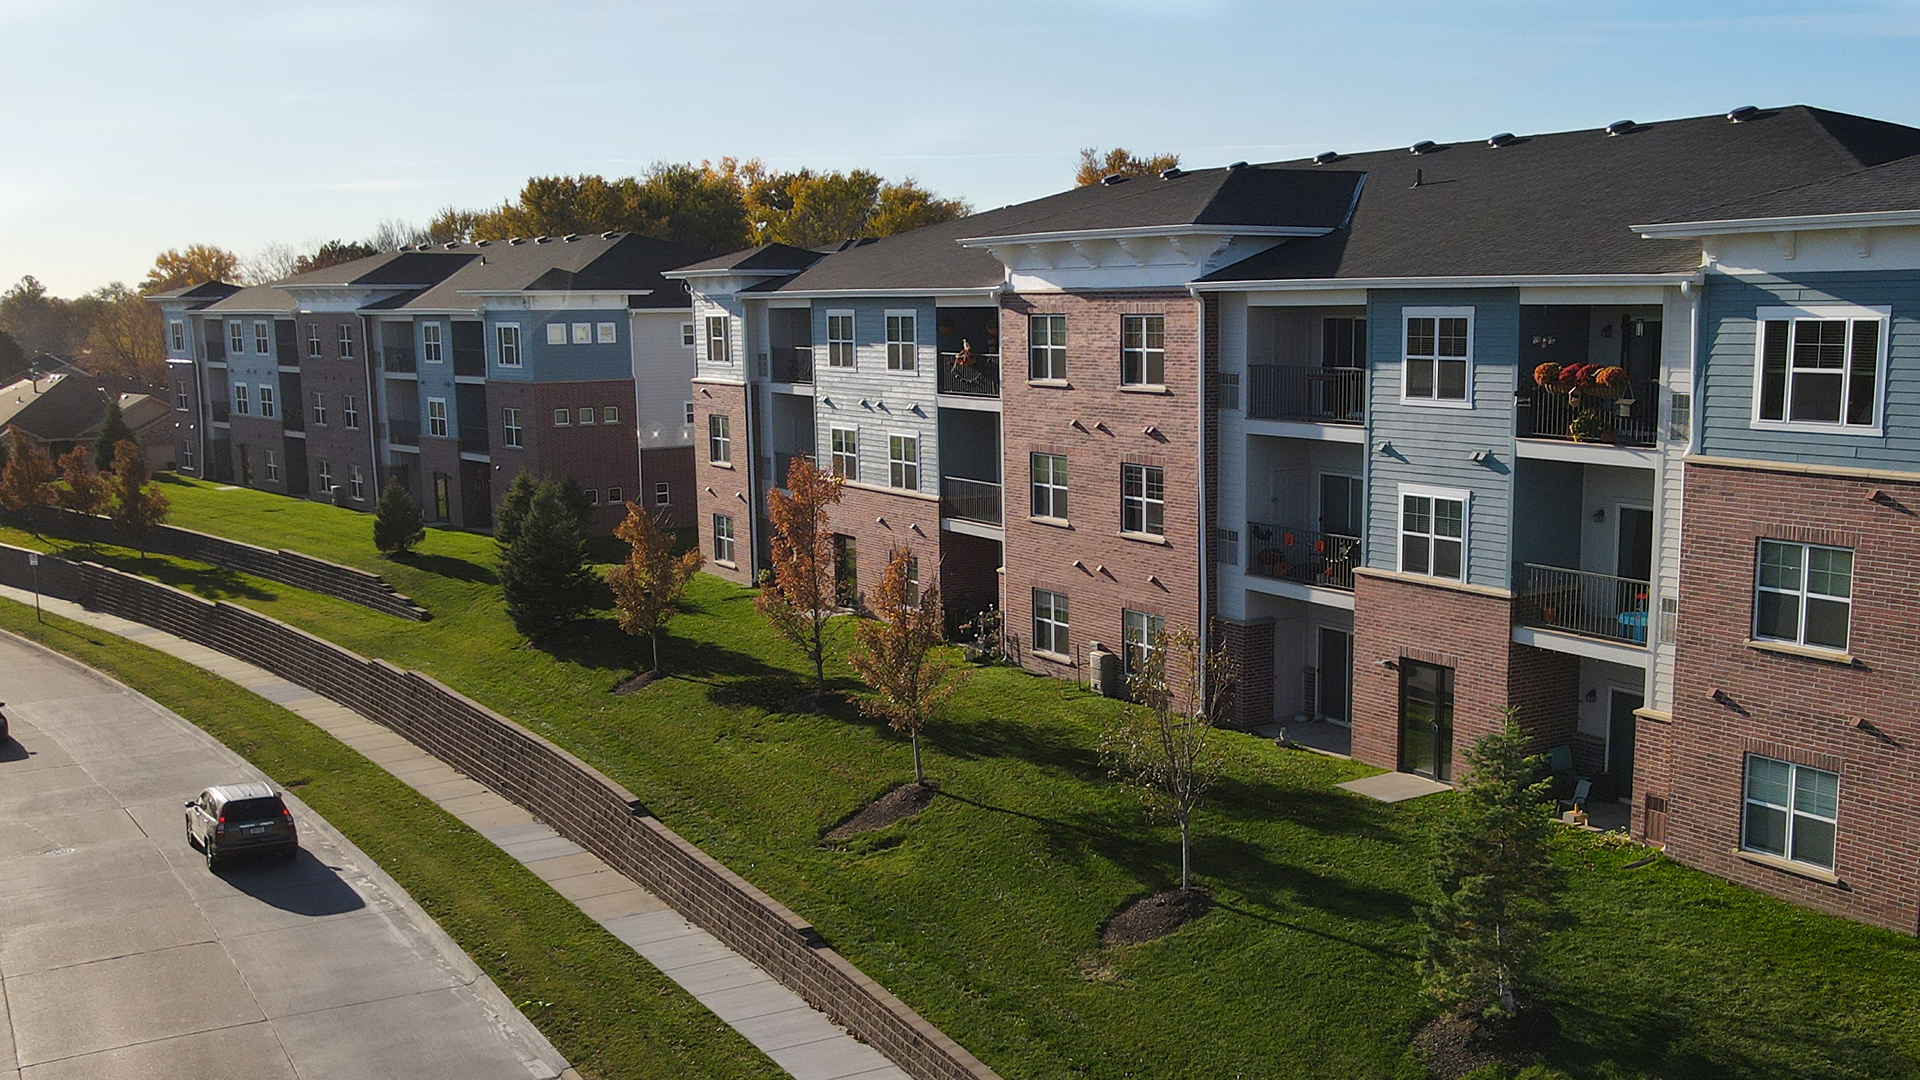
809;298;940;495
1364;288;1519;590
1699;269;1920;471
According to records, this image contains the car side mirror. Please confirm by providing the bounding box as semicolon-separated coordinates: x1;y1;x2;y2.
184;801;196;809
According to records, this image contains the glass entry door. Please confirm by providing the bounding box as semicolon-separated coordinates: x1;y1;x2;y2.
1317;627;1352;723
1399;659;1455;781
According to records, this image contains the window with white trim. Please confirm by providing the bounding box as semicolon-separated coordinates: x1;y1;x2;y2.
496;324;521;366
601;406;618;424
264;449;278;481
342;395;359;430
553;408;570;427
706;315;730;365
337;324;355;359
886;312;916;371
1402;309;1471;403
254;321;269;354
1755;540;1853;652
1743;754;1838;870
712;513;736;563
655;481;671;506
502;407;522;448
427;398;448;438
228;321;244;354
311;391;326;426
307;323;321;359
1755;309;1887;430
585;487;600;506
1218;527;1240;567
1399;487;1466;580
546;323;567;346
830;427;858;479
684;401;695;425
349;465;364;501
1122;609;1165;675
180;441;194;469
577;405;595;425
234;384;249;415
597;322;616;344
608;485;623;504
708;414;731;463
1121;314;1165;386
888;434;918;490
826;311;855;368
904;556;921;608
1121;462;1164;536
1031;453;1067;521
317;459;331;492
422;323;442;363
169;320;184;352
174;382;189;411
1032;589;1069;657
681;322;695;347
572;322;591;345
1219;371;1241;410
1029;313;1066;380
258;384;276;419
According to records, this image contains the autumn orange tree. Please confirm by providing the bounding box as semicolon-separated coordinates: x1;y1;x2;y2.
0;434;56;531
108;440;169;556
849;549;965;784
756;455;845;698
607;501;704;676
1075;147;1181;187
54;446;111;516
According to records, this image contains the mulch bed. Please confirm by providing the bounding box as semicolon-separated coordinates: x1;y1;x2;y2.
613;670;664;694
1100;888;1214;946
1411;999;1557;1080
824;781;938;840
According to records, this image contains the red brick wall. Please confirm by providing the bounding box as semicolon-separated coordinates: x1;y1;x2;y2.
1665;460;1920;933
226;415;289;494
826;482;941;609
998;291;1202;678
299;313;378;509
639;445;696;531
531;380;643;535
1218;617;1275;728
1507;645;1581;756
417;438;465;525
693;379;754;584
938;530;1002;633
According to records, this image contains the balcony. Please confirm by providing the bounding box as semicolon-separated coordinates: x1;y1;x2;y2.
941;476;1003;525
771;346;814;385
458;425;489;455
387;420;420;447
210;402;229;423
774;451;813;489
1245;522;1360;591
454;349;485;378
202;338;225;363
1247;366;1364;424
1514;564;1649;645
382;346;417;374
1518;383;1656;447
938;351;1000;398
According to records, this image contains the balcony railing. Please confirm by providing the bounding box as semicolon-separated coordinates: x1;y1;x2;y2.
210;402;229;422
1247;365;1365;424
941;476;1003;525
382;346;417;374
771;346;814;385
458;425;489;454
1245;522;1360;591
387;420;420;447
938;351;1000;398
1518;383;1656;447
1515;564;1650;644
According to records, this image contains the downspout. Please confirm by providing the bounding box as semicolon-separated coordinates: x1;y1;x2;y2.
1685;272;1705;457
1189;285;1210;678
361;313;381;503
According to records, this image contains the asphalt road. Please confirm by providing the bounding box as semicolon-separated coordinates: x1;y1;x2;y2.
0;632;570;1080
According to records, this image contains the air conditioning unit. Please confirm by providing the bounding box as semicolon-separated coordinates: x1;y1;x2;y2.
1087;642;1120;698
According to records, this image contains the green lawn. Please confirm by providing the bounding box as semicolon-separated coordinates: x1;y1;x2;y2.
0;601;784;1080
21;474;1920;1080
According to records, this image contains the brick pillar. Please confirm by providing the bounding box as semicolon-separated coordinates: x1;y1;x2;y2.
1630;709;1673;845
1351;570;1515;776
1217;616;1274;729
1506;644;1580;755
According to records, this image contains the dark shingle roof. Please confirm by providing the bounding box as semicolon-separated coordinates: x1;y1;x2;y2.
1645;150;1920;225
957;166;1364;239
753;214;1006;293
275;249;475;289
385;233;712;311
0;373;111;441
144;281;241;302
200;284;297;314
669;243;826;275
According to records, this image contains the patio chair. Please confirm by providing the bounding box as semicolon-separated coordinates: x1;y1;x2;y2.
1557;777;1592;814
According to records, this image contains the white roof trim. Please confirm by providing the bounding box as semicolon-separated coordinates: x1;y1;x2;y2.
1195;272;1699;293
747;286;1004;300
456;288;650;298
662;266;806;280
958;223;1329;247
1632;208;1920;238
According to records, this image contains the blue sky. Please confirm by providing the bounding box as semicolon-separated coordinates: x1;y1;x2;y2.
4;0;1918;295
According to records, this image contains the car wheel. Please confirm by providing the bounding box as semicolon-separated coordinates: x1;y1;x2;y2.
205;845;220;872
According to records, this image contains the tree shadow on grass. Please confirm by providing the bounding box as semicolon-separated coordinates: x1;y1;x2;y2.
1540;995;1918;1080
398;552;497;586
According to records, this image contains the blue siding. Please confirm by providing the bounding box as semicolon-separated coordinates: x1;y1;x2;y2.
1698;269;1920;471
486;309;631;383
220;316;284;415
1365;289;1520;590
415;318;459;429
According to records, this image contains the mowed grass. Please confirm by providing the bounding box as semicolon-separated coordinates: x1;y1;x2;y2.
0;601;785;1080
26;473;1920;1080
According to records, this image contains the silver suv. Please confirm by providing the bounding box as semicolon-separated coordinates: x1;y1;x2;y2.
184;783;298;869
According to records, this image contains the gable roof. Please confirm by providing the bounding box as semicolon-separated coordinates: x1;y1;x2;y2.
144;281;242;303
0;372;108;441
385;233;712;312
1637;150;1920;231
957;165;1365;241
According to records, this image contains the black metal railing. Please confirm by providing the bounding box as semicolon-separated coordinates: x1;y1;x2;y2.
942;476;1003;525
1245;522;1361;591
387;420;420;447
1247;365;1365;423
382;346;417;374
1518;383;1656;447
1515;564;1650;644
458;425;489;454
939;351;1001;398
771;346;814;385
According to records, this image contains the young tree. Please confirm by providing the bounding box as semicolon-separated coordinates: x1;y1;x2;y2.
1075;147;1182;187
0;434;56;529
755;456;845;697
95;398;135;470
1100;625;1234;892
495;470;541;550
1417;709;1564;1020
108;439;169;555
55;446;111;517
606;501;703;675
372;481;426;556
849;549;964;784
499;480;595;638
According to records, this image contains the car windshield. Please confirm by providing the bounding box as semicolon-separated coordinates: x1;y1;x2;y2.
223;797;286;823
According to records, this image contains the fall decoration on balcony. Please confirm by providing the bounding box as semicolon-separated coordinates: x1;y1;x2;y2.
1567;408;1609;443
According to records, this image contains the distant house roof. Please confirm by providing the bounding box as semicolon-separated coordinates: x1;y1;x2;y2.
667;243;827;276
0;373;107;442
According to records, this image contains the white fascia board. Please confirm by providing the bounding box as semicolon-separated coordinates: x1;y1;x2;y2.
1632;209;1920;238
456;289;649;299
747;286;1003;300
1193;272;1699;293
662;267;804;280
957;224;1329;248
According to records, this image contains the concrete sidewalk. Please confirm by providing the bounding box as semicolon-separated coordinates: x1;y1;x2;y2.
0;585;911;1080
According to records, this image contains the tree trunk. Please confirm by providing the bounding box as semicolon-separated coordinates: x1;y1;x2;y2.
1179;817;1191;891
651;629;661;675
911;731;923;784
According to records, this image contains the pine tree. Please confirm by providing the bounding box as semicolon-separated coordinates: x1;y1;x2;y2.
108;439;169;556
1417;709;1564;1020
499;480;595;638
848;549;963;784
372;481;426;556
0;434;57;532
606;501;703;674
755;456;845;697
495;471;541;549
95;399;135;470
54;445;111;517
555;474;596;535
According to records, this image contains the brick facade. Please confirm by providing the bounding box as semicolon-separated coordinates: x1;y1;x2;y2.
937;530;1002;634
826;481;941;611
1662;460;1920;933
299;313;379;510
693;378;754;584
639;445;696;531
1218;616;1275;728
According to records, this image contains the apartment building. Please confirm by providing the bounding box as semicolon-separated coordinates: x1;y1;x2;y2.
680;105;1920;932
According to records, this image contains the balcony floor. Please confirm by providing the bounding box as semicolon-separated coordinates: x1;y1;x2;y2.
1254;718;1351;758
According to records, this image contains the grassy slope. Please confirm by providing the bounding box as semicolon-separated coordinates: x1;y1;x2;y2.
19;474;1920;1080
0;601;784;1080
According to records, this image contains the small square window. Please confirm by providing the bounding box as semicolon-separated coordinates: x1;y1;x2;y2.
572;322;592;344
596;322;616;344
554;408;571;426
578;406;595;426
607;485;622;504
601;406;618;424
586;487;601;506
655;481;671;506
546;323;567;346
684;401;695;425
682;323;696;347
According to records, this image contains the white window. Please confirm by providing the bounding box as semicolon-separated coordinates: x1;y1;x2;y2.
1121;314;1165;386
169;320;184;352
307;323;321;358
1030;313;1067;380
228;321;244;354
577;405;595;425
904;556;921;608
830;427;859;479
174;382;189;411
1754;307;1888;432
342;395;359;430
596;322;617;344
422;323;442;363
311;391;326;426
601;406;618;424
712;513;735;563
180;441;194;469
826;311;855;368
264;449;278;481
1755;540;1853;652
258;384;275;419
503;407;522;448
317;459;331;492
1033;589;1069;657
1218;527;1240;567
655;481;671;506
1122;609;1165;675
1399;485;1467;581
337;324;355;359
1743;755;1839;870
546;323;567;346
497;324;521;366
706;315;730;365
681;322;695;347
427;398;448;438
684;401;695;425
1031;452;1067;520
254;321;270;354
1219;371;1241;411
1402;307;1472;404
708;414;731;463
1121;462;1164;536
234;383;249;415
888;433;918;490
572;322;591;345
586;487;601;506
553;408;571;427
349;465;364;501
886;311;916;371
607;485;622;504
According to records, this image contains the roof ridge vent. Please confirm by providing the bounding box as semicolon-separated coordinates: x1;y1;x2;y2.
1727;105;1761;123
601;230;618;239
507;237;523;245
1487;132;1518;148
442;241;459;249
1410;140;1438;155
1100;173;1130;186
475;239;490;247
534;235;551;243
1227;160;1248;170
1605;119;1637;137
1312;151;1341;165
1159;167;1184;180
562;233;579;241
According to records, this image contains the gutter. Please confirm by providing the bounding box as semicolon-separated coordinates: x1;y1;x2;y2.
1187;284;1210;694
1632;208;1920;238
1193;272;1696;293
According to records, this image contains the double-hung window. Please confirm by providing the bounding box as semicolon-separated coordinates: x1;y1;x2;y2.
174;382;189;411
708;414;731;463
342;395;359;429
337;324;355;359
502;407;522;448
181;441;194;469
349;465;364;501
1121;314;1164;386
1755;540;1853;652
712;514;736;563
422;323;442;363
1399;486;1466;580
597;322;617;344
1402;308;1471;403
258;384;275;419
655;481;671;506
264;449;277;481
169;321;184;352
496;324;521;366
234;384;249;416
1121;462;1164;536
1743;755;1839;870
1755;308;1887;431
706;315;731;365
826;311;855;368
307;323;322;359
1030;314;1067;380
1032;589;1070;657
317;459;331;492
830;427;858;479
1122;609;1165;675
1031;453;1068;520
254;321;269;355
681;322;696;347
427;398;448;438
886;312;916;371
228;321;244;354
311;391;326;426
888;434;918;490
